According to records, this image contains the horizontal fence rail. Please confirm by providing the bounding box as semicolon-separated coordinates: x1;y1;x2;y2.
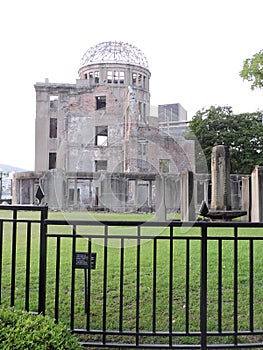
1;206;263;348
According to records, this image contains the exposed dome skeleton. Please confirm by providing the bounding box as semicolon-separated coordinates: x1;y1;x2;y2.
80;41;149;69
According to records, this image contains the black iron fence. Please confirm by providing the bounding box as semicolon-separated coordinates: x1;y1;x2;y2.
1;205;263;348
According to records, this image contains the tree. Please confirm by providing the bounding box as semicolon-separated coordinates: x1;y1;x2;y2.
185;106;263;174
240;49;263;90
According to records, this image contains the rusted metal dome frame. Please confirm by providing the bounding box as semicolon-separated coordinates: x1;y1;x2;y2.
80;41;149;69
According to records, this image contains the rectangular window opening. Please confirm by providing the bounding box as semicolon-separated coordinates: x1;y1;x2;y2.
94;71;99;83
68;188;80;203
132;73;137;85
95;160;107;172
143;75;146;88
95;126;108;146
50;95;58;108
159;159;170;173
113;71;118;84
49;152;57;170
138;102;142;121
96;96;106;110
107;71;112;83
138;142;147;155
49;118;57;138
120;71;124;84
138;74;142;86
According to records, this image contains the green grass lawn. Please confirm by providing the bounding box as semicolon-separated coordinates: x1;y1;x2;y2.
1;209;263;347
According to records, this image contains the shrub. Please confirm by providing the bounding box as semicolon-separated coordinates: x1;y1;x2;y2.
0;307;82;349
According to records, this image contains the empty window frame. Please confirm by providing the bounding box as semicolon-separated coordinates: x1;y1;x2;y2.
138;142;147;155
50;95;58;108
95;126;108;146
107;70;125;84
143;75;146;88
138;74;142;86
119;71;124;84
138;102;142;121
96;96;106;110
131;72;146;88
68;188;80;203
94;71;99;83
132;72;137;85
113;71;118;84
49;152;57;170
49;118;57;138
159;159;170;173
107;71;113;83
95;160;107;172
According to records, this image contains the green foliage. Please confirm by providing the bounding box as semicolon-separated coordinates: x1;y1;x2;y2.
185;105;263;173
0;307;81;350
240;49;263;90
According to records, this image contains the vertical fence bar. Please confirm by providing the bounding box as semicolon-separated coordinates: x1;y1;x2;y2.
233;226;238;346
38;206;48;315
119;237;124;332
200;224;207;349
136;226;141;347
152;238;157;333
249;239;254;331
218;238;222;333
85;238;92;330
185;238;190;333
0;221;3;304
10;209;17;307
102;225;108;345
70;224;77;330
169;225;173;347
55;237;61;323
25;222;32;311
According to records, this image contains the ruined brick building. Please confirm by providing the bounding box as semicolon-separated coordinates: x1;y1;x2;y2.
13;41;195;211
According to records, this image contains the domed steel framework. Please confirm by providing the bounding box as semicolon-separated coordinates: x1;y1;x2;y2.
80;41;149;69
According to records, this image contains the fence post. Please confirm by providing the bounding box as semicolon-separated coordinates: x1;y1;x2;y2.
200;224;207;349
38;206;48;315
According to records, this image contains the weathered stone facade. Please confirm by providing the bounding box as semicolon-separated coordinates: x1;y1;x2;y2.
13;41;195;212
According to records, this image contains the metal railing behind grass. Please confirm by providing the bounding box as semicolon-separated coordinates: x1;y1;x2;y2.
45;218;263;349
1;205;263;348
0;205;48;313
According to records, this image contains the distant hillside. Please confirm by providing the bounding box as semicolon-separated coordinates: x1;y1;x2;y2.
0;164;28;173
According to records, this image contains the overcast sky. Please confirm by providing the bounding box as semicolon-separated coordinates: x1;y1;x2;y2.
0;0;262;170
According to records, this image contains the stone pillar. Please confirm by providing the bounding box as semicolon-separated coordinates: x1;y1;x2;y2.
203;180;209;205
180;170;195;221
42;169;66;210
242;176;251;222
134;179;138;211
164;175;179;212
74;179;78;207
211;145;231;211
19;179;23;204
148;181;153;210
30;179;34;204
137;181;148;210
155;175;166;221
100;174;127;212
11;176;19;204
251;166;263;222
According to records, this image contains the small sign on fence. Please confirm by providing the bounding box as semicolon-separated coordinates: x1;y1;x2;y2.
73;252;96;269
